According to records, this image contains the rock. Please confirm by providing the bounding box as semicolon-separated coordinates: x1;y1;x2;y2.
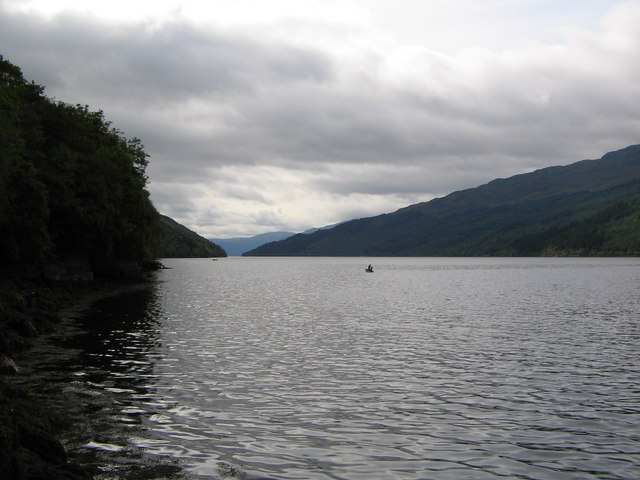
0;330;31;355
0;355;18;375
10;317;39;338
0;449;25;480
19;425;68;465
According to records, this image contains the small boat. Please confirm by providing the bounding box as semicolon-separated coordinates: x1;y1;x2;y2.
365;265;374;273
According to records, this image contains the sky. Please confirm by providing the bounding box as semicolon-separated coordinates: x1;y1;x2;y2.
1;0;639;238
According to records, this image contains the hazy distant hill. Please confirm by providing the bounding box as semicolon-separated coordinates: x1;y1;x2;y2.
211;223;344;255
156;215;226;258
210;231;295;256
245;144;640;257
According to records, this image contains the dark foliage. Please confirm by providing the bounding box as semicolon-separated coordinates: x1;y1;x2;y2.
0;58;158;277
513;196;640;256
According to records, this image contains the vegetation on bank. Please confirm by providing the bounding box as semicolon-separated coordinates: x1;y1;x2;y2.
0;55;154;478
0;58;225;279
0;58;160;278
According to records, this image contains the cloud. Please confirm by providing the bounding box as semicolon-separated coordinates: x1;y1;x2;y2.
1;0;639;237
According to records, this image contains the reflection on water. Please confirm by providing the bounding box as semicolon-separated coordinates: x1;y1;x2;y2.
18;286;185;479
20;258;640;479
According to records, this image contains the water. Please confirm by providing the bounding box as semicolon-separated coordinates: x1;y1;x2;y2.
21;257;640;479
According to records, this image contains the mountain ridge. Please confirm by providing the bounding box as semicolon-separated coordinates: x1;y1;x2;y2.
245;144;640;256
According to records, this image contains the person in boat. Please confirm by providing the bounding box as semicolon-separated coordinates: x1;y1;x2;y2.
366;264;374;272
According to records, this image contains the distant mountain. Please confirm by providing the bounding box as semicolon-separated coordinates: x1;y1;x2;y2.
244;144;640;257
156;215;226;258
211;223;343;255
210;231;295;256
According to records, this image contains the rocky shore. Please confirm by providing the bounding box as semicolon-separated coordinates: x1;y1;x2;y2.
0;275;164;480
0;278;91;479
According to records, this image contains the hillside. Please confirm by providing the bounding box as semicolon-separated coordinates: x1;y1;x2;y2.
156;215;226;258
245;144;640;256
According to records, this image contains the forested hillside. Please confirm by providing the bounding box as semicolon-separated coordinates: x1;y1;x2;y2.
0;58;158;277
156;215;226;258
514;196;640;256
246;145;640;256
0;58;224;277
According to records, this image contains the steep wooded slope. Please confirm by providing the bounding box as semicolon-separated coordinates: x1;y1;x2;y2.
156;215;226;258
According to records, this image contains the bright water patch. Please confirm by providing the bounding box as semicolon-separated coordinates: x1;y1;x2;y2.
22;258;640;479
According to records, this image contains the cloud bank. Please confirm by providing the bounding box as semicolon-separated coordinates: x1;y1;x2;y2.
1;0;639;237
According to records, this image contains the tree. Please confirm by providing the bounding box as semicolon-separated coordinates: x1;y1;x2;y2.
0;57;159;277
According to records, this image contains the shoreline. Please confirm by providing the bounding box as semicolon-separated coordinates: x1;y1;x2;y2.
0;276;159;480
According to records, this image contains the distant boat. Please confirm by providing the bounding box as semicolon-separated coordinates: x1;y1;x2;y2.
365;265;374;273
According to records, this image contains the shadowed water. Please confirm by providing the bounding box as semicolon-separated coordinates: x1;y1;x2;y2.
20;258;640;479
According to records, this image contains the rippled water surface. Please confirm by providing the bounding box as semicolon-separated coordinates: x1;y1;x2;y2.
26;258;640;479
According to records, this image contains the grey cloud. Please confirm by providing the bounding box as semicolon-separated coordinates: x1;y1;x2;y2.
5;5;633;178
149;183;201;219
0;9;334;104
2;2;640;237
216;182;272;204
306;153;540;199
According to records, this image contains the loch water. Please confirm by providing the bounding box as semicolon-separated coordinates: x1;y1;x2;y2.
21;257;640;479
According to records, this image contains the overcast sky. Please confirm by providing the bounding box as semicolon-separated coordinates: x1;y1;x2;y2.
2;0;639;238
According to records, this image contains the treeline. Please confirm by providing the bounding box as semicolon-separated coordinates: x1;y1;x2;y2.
513;197;640;256
0;58;158;277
